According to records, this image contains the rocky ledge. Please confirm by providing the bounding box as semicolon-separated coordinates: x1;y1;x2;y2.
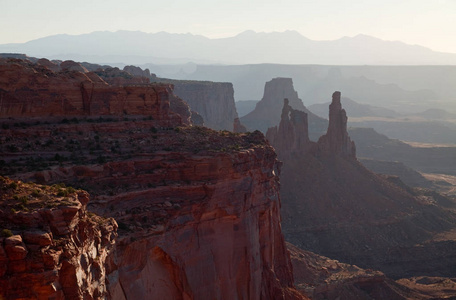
0;177;117;299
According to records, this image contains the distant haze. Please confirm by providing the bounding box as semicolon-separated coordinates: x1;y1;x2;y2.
2;0;456;54
1;30;456;65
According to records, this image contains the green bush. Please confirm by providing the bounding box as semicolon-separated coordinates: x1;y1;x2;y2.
1;229;13;237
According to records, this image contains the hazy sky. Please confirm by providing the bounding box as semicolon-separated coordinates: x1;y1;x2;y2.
2;0;456;53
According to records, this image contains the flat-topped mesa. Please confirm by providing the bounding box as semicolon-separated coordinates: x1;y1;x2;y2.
0;58;188;126
171;81;239;130
266;98;311;158
317;91;356;158
241;78;328;139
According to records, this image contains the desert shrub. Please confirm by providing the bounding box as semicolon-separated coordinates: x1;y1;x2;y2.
57;189;69;197
19;196;28;206
31;189;41;197
1;229;13;237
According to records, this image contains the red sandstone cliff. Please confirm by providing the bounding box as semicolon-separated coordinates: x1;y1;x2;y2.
0;58;304;299
0;177;117;299
0;58;186;126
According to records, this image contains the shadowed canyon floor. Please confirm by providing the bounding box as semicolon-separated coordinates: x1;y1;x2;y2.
267;92;456;284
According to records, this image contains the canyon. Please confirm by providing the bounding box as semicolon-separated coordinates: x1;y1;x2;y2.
2;55;456;299
265;89;456;280
0;58;304;299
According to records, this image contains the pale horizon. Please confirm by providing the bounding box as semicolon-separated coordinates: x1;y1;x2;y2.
2;0;456;54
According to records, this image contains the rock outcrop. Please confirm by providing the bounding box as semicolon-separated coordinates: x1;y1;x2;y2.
241;78;327;140
317;91;356;158
0;58;186;126
94;67;151;86
0;177;117;299
60;60;89;73
266;98;311;159
123;65;151;78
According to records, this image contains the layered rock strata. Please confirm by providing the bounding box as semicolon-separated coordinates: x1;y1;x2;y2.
0;58;185;126
0;58;304;299
0;177;117;299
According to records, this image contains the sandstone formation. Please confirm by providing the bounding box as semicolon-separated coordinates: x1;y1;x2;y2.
266;98;311;159
60;60;89;73
169;80;239;130
0;58;304;299
317;91;356;158
233;117;247;133
37;58;61;72
0;177;117;299
241;78;327;140
0;58;185;127
123;65;151;78
94;67;151;86
267;92;456;280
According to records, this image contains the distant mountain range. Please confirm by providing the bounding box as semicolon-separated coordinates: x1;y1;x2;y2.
1;30;456;65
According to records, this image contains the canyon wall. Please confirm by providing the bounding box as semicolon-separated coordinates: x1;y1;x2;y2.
0;58;304;299
0;177;117;299
171;81;239;130
0;58;186;126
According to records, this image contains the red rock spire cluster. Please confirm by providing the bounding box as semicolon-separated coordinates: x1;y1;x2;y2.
317;91;356;158
267;91;356;159
266;98;310;158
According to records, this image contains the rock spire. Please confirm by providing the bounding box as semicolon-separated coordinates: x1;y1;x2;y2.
317;91;356;158
266;98;310;158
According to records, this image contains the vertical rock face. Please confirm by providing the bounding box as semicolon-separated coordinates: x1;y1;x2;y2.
241;78;327;140
171;81;239;130
0;58;304;299
0;58;187;126
99;147;303;300
0;177;117;299
266;99;311;159
317;91;356;158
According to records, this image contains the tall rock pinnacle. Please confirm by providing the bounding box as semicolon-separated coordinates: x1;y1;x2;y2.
266;98;310;158
317;91;356;158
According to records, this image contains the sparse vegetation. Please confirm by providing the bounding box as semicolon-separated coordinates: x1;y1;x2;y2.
1;229;13;237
